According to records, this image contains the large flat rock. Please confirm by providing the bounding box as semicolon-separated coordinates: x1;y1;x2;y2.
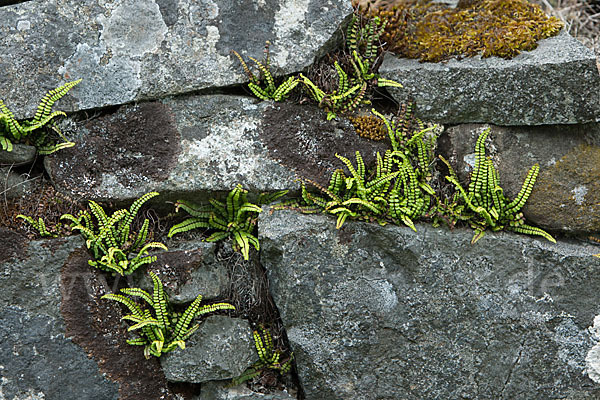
259;210;600;399
440;123;600;233
0;0;351;117
380;31;600;125
44;95;388;202
0;231;120;400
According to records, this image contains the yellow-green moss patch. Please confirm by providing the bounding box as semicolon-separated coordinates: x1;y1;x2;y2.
366;0;563;62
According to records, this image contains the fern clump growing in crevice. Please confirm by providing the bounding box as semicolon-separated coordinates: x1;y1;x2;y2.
232;325;293;386
102;271;235;359
0;79;80;154
61;192;167;275
440;128;555;244
168;185;287;260
232;41;299;102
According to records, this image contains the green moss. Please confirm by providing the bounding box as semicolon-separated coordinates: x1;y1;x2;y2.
366;0;564;62
526;144;600;232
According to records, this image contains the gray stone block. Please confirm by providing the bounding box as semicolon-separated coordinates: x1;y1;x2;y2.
380;31;600;125
161;316;258;383
0;233;119;400
259;209;600;399
44;96;388;202
0;0;351;118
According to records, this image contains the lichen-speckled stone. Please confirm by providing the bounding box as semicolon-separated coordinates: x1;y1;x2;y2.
0;234;119;400
380;31;600;125
161;316;257;383
441;123;600;233
0;0;351;118
44;95;387;202
259;210;600;400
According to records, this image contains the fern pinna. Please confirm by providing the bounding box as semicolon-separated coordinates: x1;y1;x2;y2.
61;192;167;274
168;185;287;260
232;325;293;386
232;41;299;102
0;79;80;154
442;128;555;244
102;271;235;358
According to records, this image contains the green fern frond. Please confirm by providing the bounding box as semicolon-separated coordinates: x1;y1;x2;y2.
167;219;210;238
505;164;539;214
150;271;171;332
16;214;57;237
32;79;81;124
510;224;555;243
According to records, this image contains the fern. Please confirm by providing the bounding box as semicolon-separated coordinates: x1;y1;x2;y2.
61;192;166;271
299;74;367;121
232;42;298;102
442;129;555;243
102;271;235;358
231;325;293;386
0;80;80;154
16;214;57;238
168;185;287;260
345;14;402;88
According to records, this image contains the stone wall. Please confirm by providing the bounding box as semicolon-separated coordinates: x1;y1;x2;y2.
2;0;600;399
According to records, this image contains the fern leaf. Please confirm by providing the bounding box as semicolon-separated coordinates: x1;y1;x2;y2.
377;78;403;88
231;50;258;83
206;230;230;242
272;77;299;102
0;136;13;152
101;293;144;317
505;164;539;214
249;56;275;93
36;140;75;155
120;288;153;307
150;272;170;332
125;192;159;232
0;100;23;140
248;83;271;101
510;224;556;243
32;79;81;124
168;218;211;237
257;190;288;205
175;199;211;218
234;230;251;260
172;294;203;341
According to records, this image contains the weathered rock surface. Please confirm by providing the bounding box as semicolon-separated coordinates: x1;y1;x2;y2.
197;381;296;400
0;233;120;400
0;144;36;165
0;0;351;117
0;167;38;200
161;315;258;383
259;210;600;400
440;123;600;233
45;96;388;202
380;31;600;125
133;239;229;304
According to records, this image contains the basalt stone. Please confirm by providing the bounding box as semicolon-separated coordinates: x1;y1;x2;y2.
0;235;120;400
0;167;39;200
132;239;230;304
259;209;600;400
440;123;600;233
197;381;296;400
0;0;351;118
380;31;600;125
45;95;388;202
0;143;36;165
161;316;257;383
